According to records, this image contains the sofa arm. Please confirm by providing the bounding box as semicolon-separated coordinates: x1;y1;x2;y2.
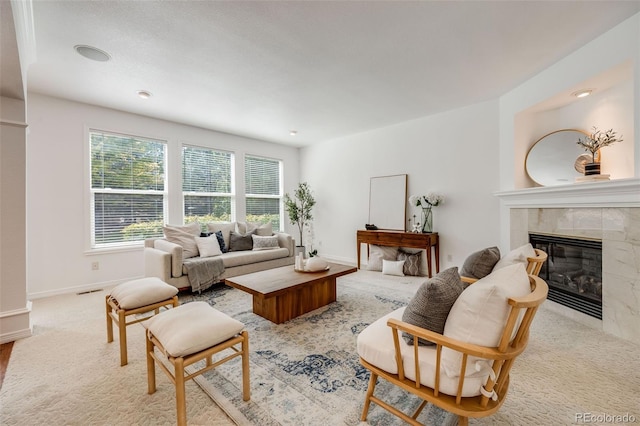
152;239;184;278
144;247;174;282
275;232;294;257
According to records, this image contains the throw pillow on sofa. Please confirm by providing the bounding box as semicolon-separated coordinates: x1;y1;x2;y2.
163;222;201;259
238;221;273;236
214;231;228;253
252;234;279;250
401;267;464;346
229;230;255;251
195;234;222;258
459;246;501;280
207;222;236;249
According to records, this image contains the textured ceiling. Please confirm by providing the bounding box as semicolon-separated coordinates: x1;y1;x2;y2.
24;1;640;146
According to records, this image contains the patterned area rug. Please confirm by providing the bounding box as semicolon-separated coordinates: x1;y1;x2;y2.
180;270;457;426
181;269;640;425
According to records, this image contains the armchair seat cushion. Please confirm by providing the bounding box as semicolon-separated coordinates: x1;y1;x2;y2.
357;307;487;397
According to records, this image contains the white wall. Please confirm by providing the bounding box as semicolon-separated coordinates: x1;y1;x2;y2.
26;94;300;298
299;99;501;270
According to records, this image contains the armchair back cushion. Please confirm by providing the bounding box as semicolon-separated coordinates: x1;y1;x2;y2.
493;243;536;271
442;263;530;377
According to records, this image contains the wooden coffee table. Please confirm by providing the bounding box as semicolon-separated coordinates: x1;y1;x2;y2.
224;263;357;324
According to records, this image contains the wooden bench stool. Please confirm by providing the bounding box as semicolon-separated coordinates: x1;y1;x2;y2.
145;301;250;426
106;277;179;366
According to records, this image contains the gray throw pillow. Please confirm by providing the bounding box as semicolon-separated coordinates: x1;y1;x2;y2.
397;249;422;276
228;231;255;251
459;246;501;280
401;267;464;346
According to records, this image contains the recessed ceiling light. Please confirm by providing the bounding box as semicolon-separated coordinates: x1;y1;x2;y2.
572;89;593;98
137;90;153;99
74;45;111;62
290;130;297;136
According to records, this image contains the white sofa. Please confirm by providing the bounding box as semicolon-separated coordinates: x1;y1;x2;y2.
144;231;295;290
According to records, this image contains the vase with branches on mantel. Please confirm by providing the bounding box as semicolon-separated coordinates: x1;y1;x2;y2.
576;126;623;176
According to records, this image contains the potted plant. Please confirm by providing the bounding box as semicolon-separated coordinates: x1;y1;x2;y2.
284;182;316;257
576;127;623;175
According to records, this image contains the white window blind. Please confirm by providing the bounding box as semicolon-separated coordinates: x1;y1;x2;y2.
182;146;233;224
245;155;282;231
90;131;166;247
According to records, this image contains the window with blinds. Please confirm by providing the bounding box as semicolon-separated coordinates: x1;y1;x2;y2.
90;131;166;247
245;155;282;231
182;146;233;224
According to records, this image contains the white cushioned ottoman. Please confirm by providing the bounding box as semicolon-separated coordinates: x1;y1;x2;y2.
109;277;178;309
106;277;179;366
145;301;245;357
144;301;250;426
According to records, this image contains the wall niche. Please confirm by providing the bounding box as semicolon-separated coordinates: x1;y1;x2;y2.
515;60;635;189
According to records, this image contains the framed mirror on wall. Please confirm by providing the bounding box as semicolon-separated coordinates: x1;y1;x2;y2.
368;174;407;231
525;129;594;186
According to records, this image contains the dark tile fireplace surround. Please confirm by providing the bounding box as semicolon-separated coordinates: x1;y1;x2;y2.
529;233;602;319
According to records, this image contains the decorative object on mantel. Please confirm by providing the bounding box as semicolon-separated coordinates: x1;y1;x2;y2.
576;126;623;176
284;182;316;258
409;193;444;233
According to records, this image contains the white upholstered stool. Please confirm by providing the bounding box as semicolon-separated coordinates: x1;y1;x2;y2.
145;301;250;426
106;277;179;366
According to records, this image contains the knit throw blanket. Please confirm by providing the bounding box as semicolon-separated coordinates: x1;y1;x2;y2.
182;256;225;293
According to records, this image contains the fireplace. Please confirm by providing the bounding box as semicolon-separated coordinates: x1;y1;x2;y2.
529;233;602;320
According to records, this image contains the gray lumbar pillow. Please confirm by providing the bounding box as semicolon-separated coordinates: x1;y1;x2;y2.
401;267;464;346
459;246;501;280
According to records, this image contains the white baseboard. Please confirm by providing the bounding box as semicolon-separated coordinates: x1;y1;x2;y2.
0;301;33;343
1;327;33;344
27;276;144;300
320;254;356;266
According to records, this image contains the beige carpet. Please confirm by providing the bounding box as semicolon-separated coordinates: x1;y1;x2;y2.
1;271;639;425
0;289;235;426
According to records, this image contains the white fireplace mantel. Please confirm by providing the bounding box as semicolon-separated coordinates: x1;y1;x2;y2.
494;178;640;208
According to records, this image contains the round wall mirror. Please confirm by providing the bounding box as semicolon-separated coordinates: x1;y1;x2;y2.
525;129;592;186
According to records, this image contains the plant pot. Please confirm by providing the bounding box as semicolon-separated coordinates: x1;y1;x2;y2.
584;162;601;176
294;245;306;258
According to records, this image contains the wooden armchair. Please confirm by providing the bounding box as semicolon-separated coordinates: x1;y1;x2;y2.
358;272;548;425
460;248;548;285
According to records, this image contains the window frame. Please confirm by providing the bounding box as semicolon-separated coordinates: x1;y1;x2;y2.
87;128;168;250
244;154;284;232
181;144;236;226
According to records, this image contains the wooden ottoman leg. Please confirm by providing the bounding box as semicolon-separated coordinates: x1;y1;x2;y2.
146;333;156;394
118;309;128;366
106;296;114;343
241;330;250;401
175;357;187;426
